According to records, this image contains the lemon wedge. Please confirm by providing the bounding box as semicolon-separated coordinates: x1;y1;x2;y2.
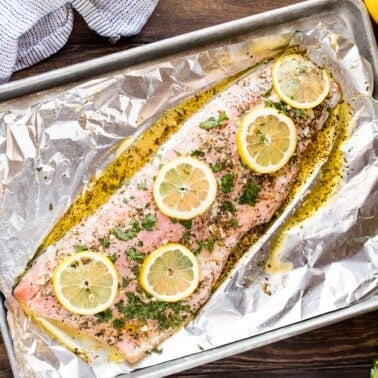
272;54;331;109
52;251;118;315
140;243;200;302
153;156;217;220
236;107;297;174
364;0;378;23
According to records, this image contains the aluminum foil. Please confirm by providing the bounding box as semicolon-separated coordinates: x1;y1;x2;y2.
0;16;377;378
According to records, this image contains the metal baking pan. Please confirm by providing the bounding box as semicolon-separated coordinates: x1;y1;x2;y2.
1;0;377;377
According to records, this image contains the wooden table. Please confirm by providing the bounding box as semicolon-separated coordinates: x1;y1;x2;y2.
1;1;377;377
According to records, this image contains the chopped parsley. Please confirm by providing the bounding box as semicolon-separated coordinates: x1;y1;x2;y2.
239;181;260;206
141;214;157;231
108;254;117;264
36;166;43;172
125;247;145;263
112;221;141;241
112;318;125;330
293;108;307;118
222;201;236;214
98;237;110;248
94;308;112;323
137;181;148;191
263;86;273;97
179;219;192;229
264;99;289;116
116;293;189;330
181;230;191;241
194;239;215;254
191;149;205;157
220;173;235;194
49;203;53;211
74;245;88;253
199;111;229;130
122;277;131;288
211;160;224;172
230;218;239;228
146;348;163;355
256;129;267;144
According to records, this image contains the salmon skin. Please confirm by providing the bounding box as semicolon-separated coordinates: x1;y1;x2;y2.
14;56;341;364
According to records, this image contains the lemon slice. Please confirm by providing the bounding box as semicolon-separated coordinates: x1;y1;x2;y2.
140;243;199;302
236;107;297;174
272;54;331;109
364;0;378;23
153;156;217;220
52;251;118;315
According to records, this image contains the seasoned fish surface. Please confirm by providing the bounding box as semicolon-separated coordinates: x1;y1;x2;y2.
14;58;341;363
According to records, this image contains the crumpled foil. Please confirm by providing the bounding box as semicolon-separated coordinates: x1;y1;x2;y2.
0;15;377;378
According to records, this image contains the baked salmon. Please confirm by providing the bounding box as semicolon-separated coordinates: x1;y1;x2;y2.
14;55;341;364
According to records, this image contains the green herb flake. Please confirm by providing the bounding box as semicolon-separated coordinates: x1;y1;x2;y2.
220;173;235;194
49;203;53;211
263;86;273;97
98;237;110;249
108;254;117;264
125;247;145;263
230;218;239;228
179;219;192;229
199;110;229;130
181;230;191;242
222;201;236;214
116;293;189;330
191;149;205;157
194;239;215;254
36;166;43;172
122;277;130;288
137;181;148;191
239;181;260;206
265;99;289;116
112;221;141;241
94;308;112;323
211;161;224;172
256;129;267;144
74;245;88;253
141;214;157;231
293;109;307;119
112;318;125;330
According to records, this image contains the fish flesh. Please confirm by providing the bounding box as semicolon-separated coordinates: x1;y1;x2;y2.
14;56;341;363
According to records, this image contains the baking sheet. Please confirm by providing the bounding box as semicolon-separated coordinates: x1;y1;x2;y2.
0;0;377;377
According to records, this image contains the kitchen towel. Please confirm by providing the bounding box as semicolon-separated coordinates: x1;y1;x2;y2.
0;0;159;82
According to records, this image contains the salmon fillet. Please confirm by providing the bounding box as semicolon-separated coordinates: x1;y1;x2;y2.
14;57;341;363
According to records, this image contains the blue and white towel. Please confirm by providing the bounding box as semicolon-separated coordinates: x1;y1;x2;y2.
0;0;159;82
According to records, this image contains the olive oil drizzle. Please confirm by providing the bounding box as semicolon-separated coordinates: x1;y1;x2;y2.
38;75;239;253
266;99;351;274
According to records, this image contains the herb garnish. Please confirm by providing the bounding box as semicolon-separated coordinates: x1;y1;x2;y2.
194;239;215;254
108;254;117;264
113;318;125;330
222;201;236;214
199;111;228;130
95;308;112;323
211;160;224;172
112;220;141;241
74;245;88;253
264;99;289;116
125;247;145;263
256;129;267;144
99;237;110;248
263;86;273;97
141;214;157;230
220;173;235;194
179;219;192;229
116;293;189;330
239;181;260;206
191;149;205;157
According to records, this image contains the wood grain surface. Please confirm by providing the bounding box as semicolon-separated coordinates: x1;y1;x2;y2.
2;0;378;377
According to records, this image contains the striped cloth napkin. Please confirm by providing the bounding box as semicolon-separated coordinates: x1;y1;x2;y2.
0;0;159;83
